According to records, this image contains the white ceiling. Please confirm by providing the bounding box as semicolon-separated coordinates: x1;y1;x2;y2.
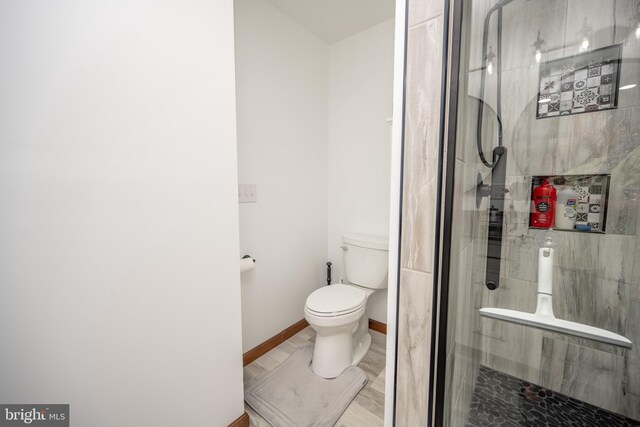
264;0;395;44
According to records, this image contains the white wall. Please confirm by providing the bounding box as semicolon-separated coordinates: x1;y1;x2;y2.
327;20;395;322
0;2;244;426
384;0;408;421
234;0;329;351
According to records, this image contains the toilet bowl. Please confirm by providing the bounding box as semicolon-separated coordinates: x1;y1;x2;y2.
304;284;369;378
304;233;388;378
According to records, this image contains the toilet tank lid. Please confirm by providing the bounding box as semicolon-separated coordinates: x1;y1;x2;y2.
342;233;388;250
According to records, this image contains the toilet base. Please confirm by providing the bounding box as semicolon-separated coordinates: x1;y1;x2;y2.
352;332;371;366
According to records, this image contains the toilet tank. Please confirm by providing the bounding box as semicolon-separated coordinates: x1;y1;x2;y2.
342;233;389;290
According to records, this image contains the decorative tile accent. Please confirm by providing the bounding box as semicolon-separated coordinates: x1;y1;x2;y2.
576;203;589;213
537;44;622;118
590;185;603;195
466;366;640;426
529;175;610;233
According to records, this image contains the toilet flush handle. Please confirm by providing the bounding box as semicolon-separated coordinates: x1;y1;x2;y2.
340;245;348;251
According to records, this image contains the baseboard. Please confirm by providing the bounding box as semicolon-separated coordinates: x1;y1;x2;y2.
243;318;388;367
369;319;387;335
243;319;309;366
228;411;249;427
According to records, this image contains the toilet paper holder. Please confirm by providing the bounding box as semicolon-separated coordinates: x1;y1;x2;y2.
240;255;256;274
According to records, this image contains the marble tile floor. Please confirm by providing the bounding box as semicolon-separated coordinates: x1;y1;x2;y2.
243;326;386;427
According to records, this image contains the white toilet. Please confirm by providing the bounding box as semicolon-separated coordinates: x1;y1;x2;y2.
304;233;388;378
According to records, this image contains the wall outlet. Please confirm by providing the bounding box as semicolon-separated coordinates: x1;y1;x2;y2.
238;184;257;203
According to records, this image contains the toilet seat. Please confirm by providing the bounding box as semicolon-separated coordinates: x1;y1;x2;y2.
305;284;366;317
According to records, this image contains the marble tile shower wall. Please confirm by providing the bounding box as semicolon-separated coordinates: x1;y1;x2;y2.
460;0;640;420
395;0;445;425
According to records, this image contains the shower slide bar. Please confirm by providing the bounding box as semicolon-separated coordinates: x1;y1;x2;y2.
480;241;632;348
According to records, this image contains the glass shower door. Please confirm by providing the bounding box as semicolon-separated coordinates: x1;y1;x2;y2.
440;0;640;425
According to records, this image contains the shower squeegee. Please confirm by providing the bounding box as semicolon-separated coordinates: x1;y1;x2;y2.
479;232;632;348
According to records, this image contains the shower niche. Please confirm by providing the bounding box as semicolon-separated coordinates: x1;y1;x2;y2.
529;174;610;233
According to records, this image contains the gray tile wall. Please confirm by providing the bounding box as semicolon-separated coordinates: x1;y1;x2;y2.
459;0;640;421
395;0;445;425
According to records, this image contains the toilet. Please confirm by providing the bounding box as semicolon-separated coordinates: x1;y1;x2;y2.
304;233;388;378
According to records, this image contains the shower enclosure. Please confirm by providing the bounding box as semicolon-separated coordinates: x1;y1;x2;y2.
435;0;640;424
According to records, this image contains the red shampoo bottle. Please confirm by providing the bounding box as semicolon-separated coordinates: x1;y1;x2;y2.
531;178;556;228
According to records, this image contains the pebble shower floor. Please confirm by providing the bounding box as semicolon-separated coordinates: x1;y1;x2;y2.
466;366;640;426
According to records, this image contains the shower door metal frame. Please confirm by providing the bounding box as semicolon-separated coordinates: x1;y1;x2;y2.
428;0;469;425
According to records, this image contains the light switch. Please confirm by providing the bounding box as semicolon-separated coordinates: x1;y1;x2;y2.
238;184;257;203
